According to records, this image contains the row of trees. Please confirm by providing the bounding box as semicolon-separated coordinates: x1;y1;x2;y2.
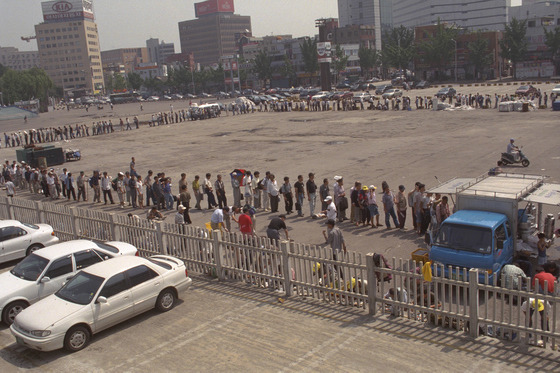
0;66;53;111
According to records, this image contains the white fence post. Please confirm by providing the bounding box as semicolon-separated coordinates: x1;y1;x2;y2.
69;207;79;239
280;240;292;296
109;214;119;241
366;253;377;315
468;268;479;338
155;221;167;255
212;230;224;280
35;201;45;224
6;198;15;219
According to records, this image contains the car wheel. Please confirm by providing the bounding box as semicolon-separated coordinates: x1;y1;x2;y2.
2;300;28;325
64;325;91;352
26;244;43;256
156;289;176;312
522;159;530;167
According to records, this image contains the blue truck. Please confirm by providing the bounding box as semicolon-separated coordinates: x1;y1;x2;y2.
428;173;556;283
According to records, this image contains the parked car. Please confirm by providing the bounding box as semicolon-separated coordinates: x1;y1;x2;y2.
382;89;403;99
0;240;138;325
349;84;362;92
552;84;560;95
11;255;192;352
415;80;430;89
311;91;330;100
336;82;351;90
375;84;393;95
515;85;537;96
162;95;172;100
0;220;58;264
147;96;160;101
353;92;371;102
360;83;376;92
435;87;457;98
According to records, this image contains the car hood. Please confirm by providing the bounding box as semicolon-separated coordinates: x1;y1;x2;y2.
15;295;84;330
0;272;34;302
104;241;138;256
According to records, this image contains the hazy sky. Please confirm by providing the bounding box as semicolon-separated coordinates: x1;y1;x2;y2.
0;0;338;52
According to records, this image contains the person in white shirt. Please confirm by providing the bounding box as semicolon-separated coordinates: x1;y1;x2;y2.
101;172;115;204
243;171;253;206
46;172;57;199
267;174;279;212
5;178;15;197
251;171;261;209
322;196;337;221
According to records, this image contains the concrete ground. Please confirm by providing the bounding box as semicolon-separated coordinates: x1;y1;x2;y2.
0;272;558;372
0;81;559;370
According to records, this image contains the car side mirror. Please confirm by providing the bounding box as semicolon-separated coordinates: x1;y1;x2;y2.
40;276;51;283
96;296;108;304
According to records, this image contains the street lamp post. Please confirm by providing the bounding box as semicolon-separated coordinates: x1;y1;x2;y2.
451;39;457;82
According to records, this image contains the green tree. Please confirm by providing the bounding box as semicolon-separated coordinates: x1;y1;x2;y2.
419;19;458;80
253;50;272;85
468;34;493;80
300;38;318;74
0;64;6;78
358;47;380;78
331;44;349;84
0;67;53;111
382;25;415;70
499;17;528;79
113;74;128;91
544;26;560;75
127;72;143;90
278;55;297;87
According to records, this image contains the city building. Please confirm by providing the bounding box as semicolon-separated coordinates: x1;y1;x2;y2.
178;0;252;66
337;0;383;50
413;24;502;81
0;47;40;71
35;0;104;96
100;47;149;74
146;38;175;66
333;24;377;49
392;0;516;31
133;63;167;80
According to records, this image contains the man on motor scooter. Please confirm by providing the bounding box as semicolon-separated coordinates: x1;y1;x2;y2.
506;138;520;161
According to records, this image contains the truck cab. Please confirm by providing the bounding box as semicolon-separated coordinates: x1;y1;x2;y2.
430;210;514;282
427;173;558;283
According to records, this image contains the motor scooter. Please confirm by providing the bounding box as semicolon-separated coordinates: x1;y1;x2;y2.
500;147;530;167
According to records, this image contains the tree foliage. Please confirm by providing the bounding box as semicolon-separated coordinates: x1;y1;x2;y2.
253;49;272;83
127;72;144;90
419;19;458;75
544;26;560;74
358;47;380;78
499;17;528;79
382;25;415;69
0;67;53;111
300;38;318;74
332;44;349;84
468;34;493;80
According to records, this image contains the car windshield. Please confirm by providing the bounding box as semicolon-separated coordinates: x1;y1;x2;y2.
10;253;49;281
56;271;105;305
95;242;119;254
435;224;493;254
22;223;39;230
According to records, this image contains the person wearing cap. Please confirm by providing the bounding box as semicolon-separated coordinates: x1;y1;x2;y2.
175;205;186;225
77;171;87;201
116;172;126;208
306;172;317;216
323;219;347;259
267;214;289;243
367;185;382;228
322;196;337;221
396;185;407;229
333;176;347;222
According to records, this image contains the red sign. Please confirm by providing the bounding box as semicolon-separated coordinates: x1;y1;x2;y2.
52;1;72;12
195;0;234;17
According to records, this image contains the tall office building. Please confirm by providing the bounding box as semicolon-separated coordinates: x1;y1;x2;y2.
35;0;104;95
0;47;40;71
337;0;386;49
392;0;516;31
178;0;251;66
146;38;175;65
100;47;149;74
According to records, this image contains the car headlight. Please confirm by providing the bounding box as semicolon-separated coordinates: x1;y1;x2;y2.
30;330;51;337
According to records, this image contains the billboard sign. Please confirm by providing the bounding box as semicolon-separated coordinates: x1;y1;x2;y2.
317;42;332;64
42;0;94;22
195;0;234;17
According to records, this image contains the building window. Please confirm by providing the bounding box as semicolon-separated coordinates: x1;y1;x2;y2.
528;20;536;27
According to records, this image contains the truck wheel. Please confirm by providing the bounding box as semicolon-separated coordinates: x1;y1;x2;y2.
521;159;530;167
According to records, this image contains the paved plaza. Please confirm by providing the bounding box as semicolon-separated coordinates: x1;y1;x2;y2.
0;83;559;370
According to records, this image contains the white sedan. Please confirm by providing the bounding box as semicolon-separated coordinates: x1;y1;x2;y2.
382;89;403;99
0;240;137;325
11;255;192;352
0;220;59;264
